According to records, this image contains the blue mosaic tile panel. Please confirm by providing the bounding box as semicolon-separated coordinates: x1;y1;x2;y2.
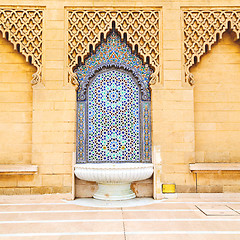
75;32;152;101
87;70;140;163
76;31;152;164
76;102;85;162
142;102;151;162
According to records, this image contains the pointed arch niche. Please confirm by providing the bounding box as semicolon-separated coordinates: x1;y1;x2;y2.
75;30;152;164
0;32;35;165
183;9;240;192
192;29;240;165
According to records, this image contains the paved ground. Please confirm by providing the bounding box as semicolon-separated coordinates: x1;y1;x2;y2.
0;197;240;239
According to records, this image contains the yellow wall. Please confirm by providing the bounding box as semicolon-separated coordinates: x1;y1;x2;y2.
193;31;240;164
0;35;36;194
0;0;239;197
0;35;34;165
191;31;240;193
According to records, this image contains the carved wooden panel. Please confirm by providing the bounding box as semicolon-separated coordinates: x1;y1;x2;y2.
0;8;43;85
183;9;240;85
67;9;161;85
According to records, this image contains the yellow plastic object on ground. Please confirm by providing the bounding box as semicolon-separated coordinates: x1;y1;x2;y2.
162;184;176;193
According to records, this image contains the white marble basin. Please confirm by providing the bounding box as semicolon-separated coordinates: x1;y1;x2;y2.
74;163;154;200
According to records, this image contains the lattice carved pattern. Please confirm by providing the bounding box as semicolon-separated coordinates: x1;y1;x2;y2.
184;10;240;85
67;10;160;85
0;8;43;85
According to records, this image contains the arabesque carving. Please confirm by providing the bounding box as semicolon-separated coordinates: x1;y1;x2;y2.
183;9;240;86
0;8;43;85
67;10;160;85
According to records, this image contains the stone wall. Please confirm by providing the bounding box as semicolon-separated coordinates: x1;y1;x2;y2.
0;0;239;198
192;31;240;192
0;34;35;194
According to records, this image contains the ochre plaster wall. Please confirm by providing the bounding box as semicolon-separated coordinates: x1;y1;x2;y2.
192;31;240;192
0;35;36;194
0;0;239;198
0;35;34;165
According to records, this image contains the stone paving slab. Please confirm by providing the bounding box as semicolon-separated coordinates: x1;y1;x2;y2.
0;198;239;239
196;204;239;216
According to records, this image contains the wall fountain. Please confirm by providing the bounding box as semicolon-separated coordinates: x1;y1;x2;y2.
74;31;153;200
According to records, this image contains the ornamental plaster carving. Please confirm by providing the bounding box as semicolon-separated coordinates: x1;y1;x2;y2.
183;9;240;86
0;8;43;85
67;9;160;85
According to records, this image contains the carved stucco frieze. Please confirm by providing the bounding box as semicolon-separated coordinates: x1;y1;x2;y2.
183;9;240;86
0;8;43;85
67;9;161;86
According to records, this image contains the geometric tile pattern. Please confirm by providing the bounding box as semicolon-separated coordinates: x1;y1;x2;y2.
143;102;151;162
75;32;152;101
76;32;152;163
87;70;140;163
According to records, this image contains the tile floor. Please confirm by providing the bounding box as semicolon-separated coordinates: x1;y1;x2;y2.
0;198;240;239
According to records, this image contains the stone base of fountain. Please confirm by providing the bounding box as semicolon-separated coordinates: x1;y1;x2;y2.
74;163;153;201
93;183;135;200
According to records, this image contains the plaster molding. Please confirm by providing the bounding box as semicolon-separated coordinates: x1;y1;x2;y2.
67;9;161;85
183;9;240;86
0;7;44;85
